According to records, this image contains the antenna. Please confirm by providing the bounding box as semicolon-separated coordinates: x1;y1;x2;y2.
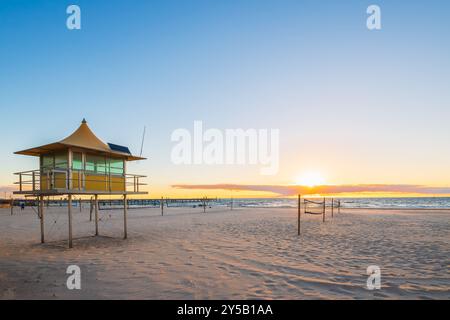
139;126;146;157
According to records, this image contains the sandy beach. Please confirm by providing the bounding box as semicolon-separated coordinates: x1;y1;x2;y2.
0;205;449;299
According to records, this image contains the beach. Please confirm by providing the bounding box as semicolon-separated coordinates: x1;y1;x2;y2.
0;206;449;299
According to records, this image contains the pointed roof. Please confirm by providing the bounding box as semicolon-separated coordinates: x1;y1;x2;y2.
60;118;111;153
15;119;146;161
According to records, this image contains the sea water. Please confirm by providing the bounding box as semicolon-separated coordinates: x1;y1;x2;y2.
219;197;450;209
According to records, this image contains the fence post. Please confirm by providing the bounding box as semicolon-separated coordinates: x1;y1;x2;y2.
322;198;326;223
298;194;301;235
331;198;334;218
161;197;164;216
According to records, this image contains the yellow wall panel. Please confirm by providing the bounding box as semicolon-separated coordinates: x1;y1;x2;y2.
39;171;125;192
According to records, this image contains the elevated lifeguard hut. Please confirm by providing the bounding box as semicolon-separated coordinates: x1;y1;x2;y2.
13;119;147;247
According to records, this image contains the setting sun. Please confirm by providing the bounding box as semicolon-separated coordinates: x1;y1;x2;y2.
295;172;326;187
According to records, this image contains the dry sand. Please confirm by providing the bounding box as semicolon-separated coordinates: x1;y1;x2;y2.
0;205;449;299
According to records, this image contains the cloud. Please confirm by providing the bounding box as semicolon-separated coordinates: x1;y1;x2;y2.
171;184;450;196
0;185;15;193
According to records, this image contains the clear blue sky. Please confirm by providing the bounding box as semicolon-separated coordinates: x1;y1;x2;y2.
1;0;449;196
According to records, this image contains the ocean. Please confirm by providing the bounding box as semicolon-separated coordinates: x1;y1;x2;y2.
223;197;450;209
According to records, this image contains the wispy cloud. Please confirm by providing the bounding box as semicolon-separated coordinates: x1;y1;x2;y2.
172;184;450;196
0;185;15;193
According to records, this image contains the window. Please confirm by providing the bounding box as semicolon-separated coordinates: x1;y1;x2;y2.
72;152;83;170
85;154;95;172
84;154;124;175
41;152;68;171
96;157;107;174
109;158;124;175
54;152;68;169
41;154;54;170
86;154;107;174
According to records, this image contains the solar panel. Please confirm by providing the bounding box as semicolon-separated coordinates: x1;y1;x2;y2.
108;143;131;154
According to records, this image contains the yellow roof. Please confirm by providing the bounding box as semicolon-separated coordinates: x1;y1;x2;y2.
15;119;146;161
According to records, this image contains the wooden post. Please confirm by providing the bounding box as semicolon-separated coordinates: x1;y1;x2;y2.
68;195;73;248
32;172;35;191
94;195;99;236
68;148;73;190
230;197;233;211
298;194;301;236
322;198;326;223
89;197;93;221
39;196;45;243
10;198;13;215
123;194;128;239
203;197;206;213
331;198;334;218
79;198;82;212
161;197;164;216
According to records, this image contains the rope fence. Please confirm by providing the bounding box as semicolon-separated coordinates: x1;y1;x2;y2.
297;195;343;235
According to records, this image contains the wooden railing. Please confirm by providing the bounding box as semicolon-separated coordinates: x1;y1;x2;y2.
14;169;146;193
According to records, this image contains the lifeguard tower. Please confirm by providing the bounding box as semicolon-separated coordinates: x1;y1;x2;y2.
13;119;147;247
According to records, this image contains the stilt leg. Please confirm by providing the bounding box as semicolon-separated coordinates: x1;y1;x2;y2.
123;194;128;239
95;195;99;236
68;195;73;248
40;196;45;243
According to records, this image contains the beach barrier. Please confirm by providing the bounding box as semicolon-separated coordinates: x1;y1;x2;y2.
298;195;342;235
304;198;326;222
331;198;341;217
160;197;219;215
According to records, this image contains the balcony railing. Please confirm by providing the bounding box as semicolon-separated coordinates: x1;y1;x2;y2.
14;169;146;194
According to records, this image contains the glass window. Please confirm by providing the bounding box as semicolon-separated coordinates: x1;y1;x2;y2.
85;155;95;172
109;158;124;175
72;152;83;170
42;154;54;170
86;154;106;174
97;157;107;174
54;152;68;169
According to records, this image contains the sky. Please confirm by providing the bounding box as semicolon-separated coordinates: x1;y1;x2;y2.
1;0;450;198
